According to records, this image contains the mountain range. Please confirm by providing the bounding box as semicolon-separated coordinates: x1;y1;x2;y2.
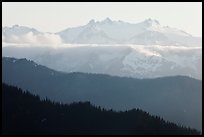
2;57;202;131
2;18;202;80
2;18;202;46
2;44;202;80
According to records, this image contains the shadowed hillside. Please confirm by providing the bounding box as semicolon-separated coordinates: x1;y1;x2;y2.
2;83;201;135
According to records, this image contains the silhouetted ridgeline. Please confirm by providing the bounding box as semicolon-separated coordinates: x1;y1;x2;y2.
2;83;200;135
2;57;202;131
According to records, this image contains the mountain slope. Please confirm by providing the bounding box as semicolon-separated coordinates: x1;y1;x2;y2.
72;22;116;44
2;83;201;135
2;57;202;131
2;45;202;80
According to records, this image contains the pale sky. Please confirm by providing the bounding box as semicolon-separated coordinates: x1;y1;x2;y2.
2;2;202;37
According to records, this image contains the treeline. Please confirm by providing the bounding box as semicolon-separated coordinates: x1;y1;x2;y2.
2;83;201;135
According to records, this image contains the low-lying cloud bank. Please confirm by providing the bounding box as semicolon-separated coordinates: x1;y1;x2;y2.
2;32;62;45
2;43;202;80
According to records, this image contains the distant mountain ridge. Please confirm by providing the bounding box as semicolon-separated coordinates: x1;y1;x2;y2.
2;57;202;131
2;18;202;46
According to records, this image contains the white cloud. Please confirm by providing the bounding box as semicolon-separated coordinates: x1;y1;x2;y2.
3;32;62;45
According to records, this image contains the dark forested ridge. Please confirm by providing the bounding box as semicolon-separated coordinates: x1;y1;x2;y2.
2;57;202;130
2;83;200;135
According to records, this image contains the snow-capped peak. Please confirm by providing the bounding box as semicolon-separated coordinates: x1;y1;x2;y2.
102;17;112;23
3;24;40;36
88;19;95;25
143;18;160;27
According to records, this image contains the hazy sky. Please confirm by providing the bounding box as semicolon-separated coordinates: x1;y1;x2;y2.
2;2;202;37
